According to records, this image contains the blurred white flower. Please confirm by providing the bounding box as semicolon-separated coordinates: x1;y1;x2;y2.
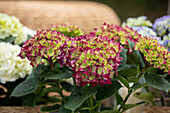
0;13;35;44
0;42;32;83
122;16;152;27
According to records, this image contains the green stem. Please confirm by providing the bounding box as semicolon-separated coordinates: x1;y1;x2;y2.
90;96;94;113
117;89;133;112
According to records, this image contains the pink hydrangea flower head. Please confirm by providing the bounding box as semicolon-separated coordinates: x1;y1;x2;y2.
50;24;84;37
65;35;123;87
18;29;71;67
93;23;142;46
135;36;170;74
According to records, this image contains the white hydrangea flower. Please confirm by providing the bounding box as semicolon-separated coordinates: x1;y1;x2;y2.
122;16;152;27
0;13;35;44
0;42;32;83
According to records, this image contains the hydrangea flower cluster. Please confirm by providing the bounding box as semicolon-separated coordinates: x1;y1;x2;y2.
93;23;141;47
51;24;84;37
135;36;170;74
0;42;32;83
18;29;71;67
0;13;35;44
122;16;152;27
162;34;170;51
153;15;170;36
65;35;123;87
132;26;161;43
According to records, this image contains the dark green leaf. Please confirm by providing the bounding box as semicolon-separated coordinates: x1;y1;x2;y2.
60;81;74;92
144;72;170;92
10;78;39;97
64;86;96;112
115;75;130;89
41;104;60;112
0;36;15;43
22;93;39;107
128;39;145;70
34;64;48;77
118;68;137;82
115;92;123;106
0;88;5;95
59;105;72;113
42;72;72;80
117;48;128;71
122;101;146;112
96;78;122;101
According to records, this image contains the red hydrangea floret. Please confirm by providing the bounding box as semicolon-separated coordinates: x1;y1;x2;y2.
18;29;71;67
64;34;123;87
92;23;142;48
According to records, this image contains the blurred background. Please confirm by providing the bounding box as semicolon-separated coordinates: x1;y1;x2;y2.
2;0;168;22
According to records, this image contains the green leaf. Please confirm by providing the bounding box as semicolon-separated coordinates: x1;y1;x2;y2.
10;78;39;97
0;36;15;43
117;48;128;71
133;92;154;103
59;105;72;113
64;86;96;112
34;64;48;77
41;104;60;112
116;75;130;89
42;72;72;81
118;68;137;82
144;72;170;92
128;39;145;70
0;88;5;95
60;81;74;92
122;101;146;112
115;92;123;106
22;93;39;107
96;78;122;101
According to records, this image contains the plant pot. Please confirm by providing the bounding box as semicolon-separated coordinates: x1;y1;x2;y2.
144;98;170;113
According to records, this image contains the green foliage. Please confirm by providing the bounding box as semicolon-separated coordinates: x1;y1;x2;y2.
41;104;60;112
117;48;128;71
0;36;15;44
10;77;39;97
64;86;97;112
122;101;146;112
128;39;145;70
96;79;122;101
144;72;170;92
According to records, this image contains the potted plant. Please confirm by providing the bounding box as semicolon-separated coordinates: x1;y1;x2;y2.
122;15;170;113
11;20;170;113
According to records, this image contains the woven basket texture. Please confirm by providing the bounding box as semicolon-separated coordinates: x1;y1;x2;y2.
0;1;120;33
0;105;44;113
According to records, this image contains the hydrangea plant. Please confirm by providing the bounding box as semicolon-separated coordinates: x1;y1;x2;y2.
0;42;32;83
0;13;35;44
123;15;170;107
11;23;170;113
0;13;35;106
122;16;152;27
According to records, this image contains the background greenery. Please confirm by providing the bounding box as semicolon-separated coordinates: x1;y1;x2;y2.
88;0;168;22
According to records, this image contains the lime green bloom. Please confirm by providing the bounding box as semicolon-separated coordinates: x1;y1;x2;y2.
51;24;84;37
135;36;170;74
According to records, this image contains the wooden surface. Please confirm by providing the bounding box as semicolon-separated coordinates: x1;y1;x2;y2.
0;1;120;33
